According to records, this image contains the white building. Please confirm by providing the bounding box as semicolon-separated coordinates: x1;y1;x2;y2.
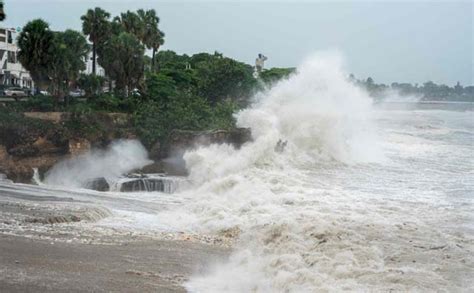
82;52;106;77
0;27;34;90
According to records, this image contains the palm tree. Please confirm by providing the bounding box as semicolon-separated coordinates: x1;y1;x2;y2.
115;11;143;39
0;1;5;21
17;19;55;89
48;30;89;99
149;29;165;72
137;9;165;72
81;7;110;75
98;32;145;96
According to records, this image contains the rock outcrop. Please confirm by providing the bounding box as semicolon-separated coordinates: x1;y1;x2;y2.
0;111;252;184
157;128;251;159
0;112;134;183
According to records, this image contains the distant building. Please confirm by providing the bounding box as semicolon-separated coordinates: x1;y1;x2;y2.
82;52;105;77
0;27;34;90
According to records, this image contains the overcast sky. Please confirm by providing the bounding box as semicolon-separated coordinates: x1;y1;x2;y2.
4;0;473;85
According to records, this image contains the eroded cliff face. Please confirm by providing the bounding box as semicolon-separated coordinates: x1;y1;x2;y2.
0;112;134;183
0;111;252;184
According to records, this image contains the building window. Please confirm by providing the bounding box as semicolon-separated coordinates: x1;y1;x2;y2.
7;51;15;63
7;31;12;44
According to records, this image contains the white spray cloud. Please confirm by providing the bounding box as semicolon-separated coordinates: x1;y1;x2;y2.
146;53;396;291
44;139;151;188
184;52;384;184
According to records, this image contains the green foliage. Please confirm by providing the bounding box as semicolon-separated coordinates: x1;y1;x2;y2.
48;30;90;97
0;2;5;21
87;94;135;112
17;19;55;86
115;10;143;38
81;7;111;44
145;73;177;104
194;55;257;105
97;32;145;95
156;50;189;71
134;70;239;147
0;109;56;139
77;74;105;97
166;92;213;131
64;105;103;138
81;7;111;75
133;93;212;147
23;95;56;112
18;20;89;98
137;8;165;69
210;100;239;130
260;67;295;84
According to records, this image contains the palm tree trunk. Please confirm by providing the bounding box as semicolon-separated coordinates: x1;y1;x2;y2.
152;47;156;72
92;42;97;75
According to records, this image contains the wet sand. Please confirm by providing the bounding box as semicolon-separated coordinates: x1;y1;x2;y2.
0;235;227;293
0;183;229;292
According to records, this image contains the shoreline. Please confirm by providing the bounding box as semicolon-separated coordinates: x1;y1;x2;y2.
0;234;228;292
0;182;230;292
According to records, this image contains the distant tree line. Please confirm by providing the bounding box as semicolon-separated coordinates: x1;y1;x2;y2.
350;74;474;102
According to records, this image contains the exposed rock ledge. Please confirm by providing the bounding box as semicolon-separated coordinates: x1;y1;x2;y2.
0;112;252;183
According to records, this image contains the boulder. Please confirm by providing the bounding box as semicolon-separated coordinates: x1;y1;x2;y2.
84;177;110;192
120;178;167;192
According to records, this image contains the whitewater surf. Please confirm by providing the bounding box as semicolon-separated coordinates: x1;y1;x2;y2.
1;53;472;292
154;53;472;292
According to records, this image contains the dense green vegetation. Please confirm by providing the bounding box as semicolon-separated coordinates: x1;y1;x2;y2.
13;6;472;150
13;7;294;148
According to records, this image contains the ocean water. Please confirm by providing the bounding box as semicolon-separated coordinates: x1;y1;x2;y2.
171;56;472;292
2;53;472;292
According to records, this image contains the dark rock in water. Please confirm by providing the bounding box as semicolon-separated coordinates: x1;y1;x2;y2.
139;161;165;174
119;177;177;193
149;141;162;160
161;128;251;159
84;177;110;192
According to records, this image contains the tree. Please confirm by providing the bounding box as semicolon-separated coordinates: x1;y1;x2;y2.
0;1;5;21
17;19;55;89
135;74;213;147
81;7;110;75
156;50;189;71
260;67;295;84
77;74;105;98
48;30;90;98
137;9;165;72
115;10;142;39
98;32;145;96
194;55;256;105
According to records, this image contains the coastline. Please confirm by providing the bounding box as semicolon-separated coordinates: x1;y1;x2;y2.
0;183;229;292
0;234;228;292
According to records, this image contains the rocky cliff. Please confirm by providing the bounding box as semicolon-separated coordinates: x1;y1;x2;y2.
0;112;135;183
0;111;251;183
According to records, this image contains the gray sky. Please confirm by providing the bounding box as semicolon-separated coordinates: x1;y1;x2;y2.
4;0;473;85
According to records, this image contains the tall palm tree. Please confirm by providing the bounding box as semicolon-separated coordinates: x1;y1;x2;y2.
81;7;110;75
137;9;165;72
17;19;55;88
115;10;143;39
149;29;164;72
